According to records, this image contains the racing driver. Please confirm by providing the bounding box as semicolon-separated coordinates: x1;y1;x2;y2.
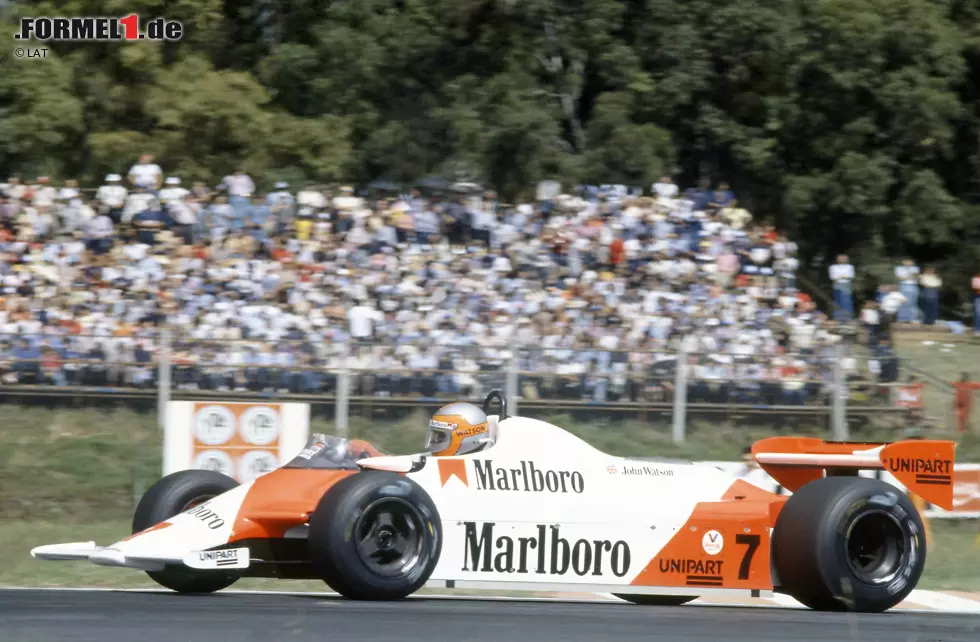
425;402;492;456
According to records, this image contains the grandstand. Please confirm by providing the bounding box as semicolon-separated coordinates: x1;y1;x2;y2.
0;171;930;434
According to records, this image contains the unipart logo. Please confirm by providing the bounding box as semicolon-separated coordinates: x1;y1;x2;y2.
199;549;238;562
659;558;724;575
658;558;725;587
473;459;585;493
885;457;952;485
462;522;630;577
885;458;951;475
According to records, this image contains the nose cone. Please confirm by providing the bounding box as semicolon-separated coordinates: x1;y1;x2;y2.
114;484;251;557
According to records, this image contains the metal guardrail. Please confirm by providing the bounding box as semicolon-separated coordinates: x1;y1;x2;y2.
0;384;906;419
0;330;922;440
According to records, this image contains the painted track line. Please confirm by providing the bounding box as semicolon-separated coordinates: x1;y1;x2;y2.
901;590;980;614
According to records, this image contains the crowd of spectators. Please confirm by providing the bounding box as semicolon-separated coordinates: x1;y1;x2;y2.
842;255;980;352
836;249;978;338
0;156;896;405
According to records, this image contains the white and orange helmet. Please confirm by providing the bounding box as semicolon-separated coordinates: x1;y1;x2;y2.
424;402;491;457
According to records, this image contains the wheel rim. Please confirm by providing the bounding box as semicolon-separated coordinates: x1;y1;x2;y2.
844;509;907;585
353;497;427;579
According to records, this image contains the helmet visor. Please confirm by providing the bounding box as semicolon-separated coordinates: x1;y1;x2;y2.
425;429;452;452
425;419;457;453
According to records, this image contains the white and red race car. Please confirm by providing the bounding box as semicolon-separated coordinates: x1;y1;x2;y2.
32;391;956;612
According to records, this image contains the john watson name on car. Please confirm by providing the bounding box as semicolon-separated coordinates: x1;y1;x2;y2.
621;465;674;477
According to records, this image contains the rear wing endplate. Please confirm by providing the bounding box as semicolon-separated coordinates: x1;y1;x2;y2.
751;437;956;510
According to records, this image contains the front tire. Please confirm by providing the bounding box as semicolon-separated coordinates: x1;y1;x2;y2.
772;476;926;612
308;471;442;600
132;469;241;594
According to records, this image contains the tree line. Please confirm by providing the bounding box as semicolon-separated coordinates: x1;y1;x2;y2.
2;0;980;312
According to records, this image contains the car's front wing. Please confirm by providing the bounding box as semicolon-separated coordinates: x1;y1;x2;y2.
30;541;251;572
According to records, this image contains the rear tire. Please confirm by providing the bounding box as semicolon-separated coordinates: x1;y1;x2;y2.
308;471;442;600
613;595;695;606
132;469;241;594
771;476;926;612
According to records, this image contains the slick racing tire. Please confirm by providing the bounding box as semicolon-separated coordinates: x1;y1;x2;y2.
308;471;442;600
612;595;696;606
132;469;241;594
771;476;926;613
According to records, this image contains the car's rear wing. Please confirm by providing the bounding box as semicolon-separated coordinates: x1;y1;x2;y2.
751;437;956;510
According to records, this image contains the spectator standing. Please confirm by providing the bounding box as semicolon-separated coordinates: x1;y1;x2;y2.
190;181;212;201
469;198;495;247
159;177;189;204
894;258;920;323
874;339;899;383
222;168;255;226
442;198;466;244
58;179;80;203
333;186;363;213
973;272;980;334
829;254;855;321
879;284;905;317
127;154;163;190
297;182;326;211
652;177;678;199
84;211;114;254
95;174;127;222
32;176;57;212
202;194;234;239
919;266;942;325
167;195;197;244
408;345;439;395
684;177;713;211
245;195;271;236
60;197;95;234
266;182;296;234
121;186;156;224
708;183;736;211
414;206;440;245
771;233;798;288
40;347;65;386
3;175;25;200
953;373;980;433
878;284;905;344
348;299;384;341
860;301;881;348
0;195;16;225
131;199;167;245
536;179;561;215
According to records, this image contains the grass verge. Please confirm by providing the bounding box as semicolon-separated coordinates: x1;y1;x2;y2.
892;339;980;431
5;404;979;522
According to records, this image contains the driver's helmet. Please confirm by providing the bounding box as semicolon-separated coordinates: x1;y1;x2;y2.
311;434;349;463
425;402;490;457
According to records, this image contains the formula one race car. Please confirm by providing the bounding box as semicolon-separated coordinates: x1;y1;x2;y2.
32;391;956;612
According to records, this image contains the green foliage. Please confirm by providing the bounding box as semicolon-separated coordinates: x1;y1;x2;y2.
3;0;980;307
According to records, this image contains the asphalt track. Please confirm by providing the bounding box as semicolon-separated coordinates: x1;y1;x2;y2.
1;589;978;642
